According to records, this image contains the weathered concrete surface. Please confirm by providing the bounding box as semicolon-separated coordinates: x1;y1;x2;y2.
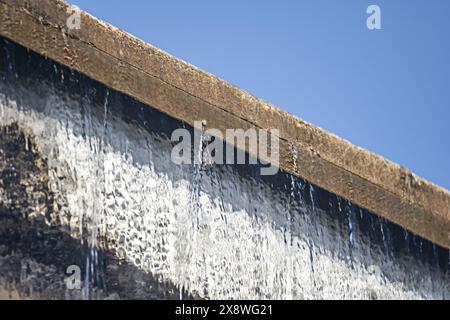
0;0;448;248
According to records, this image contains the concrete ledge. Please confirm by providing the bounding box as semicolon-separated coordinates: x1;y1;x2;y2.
0;0;448;248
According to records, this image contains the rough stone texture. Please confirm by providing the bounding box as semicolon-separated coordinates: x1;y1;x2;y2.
0;0;448;248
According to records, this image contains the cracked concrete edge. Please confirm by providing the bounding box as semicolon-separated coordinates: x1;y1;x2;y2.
0;0;448;248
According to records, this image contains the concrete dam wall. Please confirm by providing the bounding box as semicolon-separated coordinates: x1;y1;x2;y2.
0;0;449;300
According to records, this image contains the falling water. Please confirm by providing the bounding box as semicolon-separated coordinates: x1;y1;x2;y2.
0;37;448;300
189;124;206;297
288;145;299;242
191;124;205;231
82;89;110;299
282;145;299;299
307;184;318;298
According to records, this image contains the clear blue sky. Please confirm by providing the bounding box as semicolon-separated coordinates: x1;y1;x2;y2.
69;0;450;190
